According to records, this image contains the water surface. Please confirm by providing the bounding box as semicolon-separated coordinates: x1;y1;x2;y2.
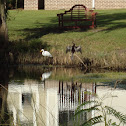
0;65;126;126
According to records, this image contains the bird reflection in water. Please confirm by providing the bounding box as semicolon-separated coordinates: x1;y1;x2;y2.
41;71;52;82
40;71;52;88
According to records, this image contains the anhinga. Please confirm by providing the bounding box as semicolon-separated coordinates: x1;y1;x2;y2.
66;43;82;60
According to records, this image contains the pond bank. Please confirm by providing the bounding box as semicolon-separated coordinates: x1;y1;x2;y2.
8;49;126;70
7;10;126;70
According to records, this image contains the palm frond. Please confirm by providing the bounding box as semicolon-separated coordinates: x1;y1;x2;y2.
81;115;103;126
108;119;119;126
105;106;126;124
75;104;100;117
76;100;98;112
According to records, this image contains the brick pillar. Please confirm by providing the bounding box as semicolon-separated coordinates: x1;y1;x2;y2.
24;0;38;10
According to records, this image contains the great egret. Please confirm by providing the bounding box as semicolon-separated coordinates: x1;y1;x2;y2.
66;43;82;59
40;49;53;57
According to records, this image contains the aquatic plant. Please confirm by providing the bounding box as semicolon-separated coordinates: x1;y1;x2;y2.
75;93;126;126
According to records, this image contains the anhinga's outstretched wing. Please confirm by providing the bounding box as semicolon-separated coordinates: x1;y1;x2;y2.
75;46;82;53
66;46;72;53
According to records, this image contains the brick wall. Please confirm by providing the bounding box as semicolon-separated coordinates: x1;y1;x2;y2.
24;0;38;10
45;0;92;10
95;0;126;9
24;0;126;10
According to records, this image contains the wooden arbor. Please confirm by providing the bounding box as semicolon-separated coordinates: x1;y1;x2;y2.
57;4;97;29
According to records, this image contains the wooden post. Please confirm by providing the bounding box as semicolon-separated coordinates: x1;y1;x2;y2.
59;16;61;27
61;14;63;27
94;13;97;27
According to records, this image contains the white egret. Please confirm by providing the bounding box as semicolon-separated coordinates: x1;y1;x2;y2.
40;49;53;57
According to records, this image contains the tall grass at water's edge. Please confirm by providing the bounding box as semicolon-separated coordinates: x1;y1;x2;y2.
7;9;126;69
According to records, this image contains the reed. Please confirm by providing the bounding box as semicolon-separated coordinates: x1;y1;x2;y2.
14;50;126;70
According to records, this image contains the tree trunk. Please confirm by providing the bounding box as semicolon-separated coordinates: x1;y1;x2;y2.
15;0;17;9
0;0;9;64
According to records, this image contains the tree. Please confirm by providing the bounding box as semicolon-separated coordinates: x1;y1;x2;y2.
0;0;9;64
15;0;17;9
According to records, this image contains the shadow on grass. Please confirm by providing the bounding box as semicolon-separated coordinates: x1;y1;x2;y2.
18;11;126;41
96;11;126;31
9;10;126;57
16;16;89;41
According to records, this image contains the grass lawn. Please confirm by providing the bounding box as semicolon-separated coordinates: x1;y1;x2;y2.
7;9;126;68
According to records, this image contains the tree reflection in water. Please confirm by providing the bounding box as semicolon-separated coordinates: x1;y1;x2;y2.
0;66;10;124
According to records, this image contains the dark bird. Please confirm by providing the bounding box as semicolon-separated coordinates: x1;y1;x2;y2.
66;43;82;59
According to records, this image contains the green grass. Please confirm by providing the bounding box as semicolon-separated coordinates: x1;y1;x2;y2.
7;9;126;67
73;72;126;83
7;10;62;41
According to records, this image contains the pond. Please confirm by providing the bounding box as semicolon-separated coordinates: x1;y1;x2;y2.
0;65;126;126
